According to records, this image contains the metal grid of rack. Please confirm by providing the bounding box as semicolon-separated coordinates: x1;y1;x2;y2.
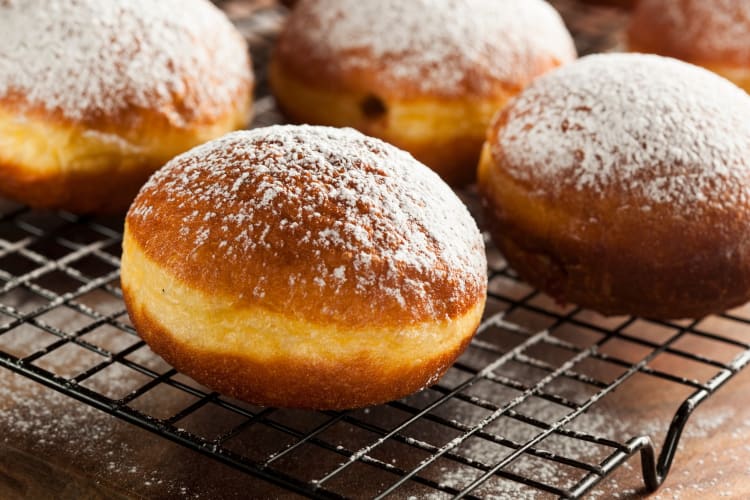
0;199;749;498
2;1;750;498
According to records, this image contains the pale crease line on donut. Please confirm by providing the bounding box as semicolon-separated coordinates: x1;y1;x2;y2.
269;61;510;143
121;232;484;364
0;104;251;175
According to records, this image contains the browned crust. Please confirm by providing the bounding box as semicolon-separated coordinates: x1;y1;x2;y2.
122;283;477;410
272;41;524;101
628;0;750;68
0;86;253;214
579;0;636;7
0;58;253;135
0;157;163;214
275;97;486;186
272;3;571;101
125;133;487;328
478;147;750;319
398;135;485;187
723;71;750;94
0;20;253;214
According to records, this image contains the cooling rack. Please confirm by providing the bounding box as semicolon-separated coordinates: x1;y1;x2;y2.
2;1;750;498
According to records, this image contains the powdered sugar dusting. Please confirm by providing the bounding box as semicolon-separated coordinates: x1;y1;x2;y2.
0;0;252;125
282;0;575;95
494;53;750;212
131;125;486;322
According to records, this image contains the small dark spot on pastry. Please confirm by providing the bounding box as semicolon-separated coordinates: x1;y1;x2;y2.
360;94;387;119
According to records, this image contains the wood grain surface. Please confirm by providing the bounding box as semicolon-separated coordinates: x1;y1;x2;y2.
592;365;750;499
2;315;749;499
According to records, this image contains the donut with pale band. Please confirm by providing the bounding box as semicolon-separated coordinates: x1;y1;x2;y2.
270;0;576;186
479;53;750;319
121;125;487;410
0;0;253;213
628;0;750;93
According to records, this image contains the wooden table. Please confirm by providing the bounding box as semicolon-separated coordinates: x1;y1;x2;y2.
3;341;749;499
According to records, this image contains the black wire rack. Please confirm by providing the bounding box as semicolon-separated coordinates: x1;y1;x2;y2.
2;2;750;499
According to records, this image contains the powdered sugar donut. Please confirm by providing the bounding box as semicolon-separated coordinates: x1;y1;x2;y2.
0;0;253;213
628;0;750;92
122;125;487;409
479;53;750;319
270;0;575;186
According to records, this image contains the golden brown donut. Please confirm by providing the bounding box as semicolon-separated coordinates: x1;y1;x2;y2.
628;0;750;92
122;125;487;410
0;0;253;214
580;0;636;8
478;53;750;320
270;0;576;186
